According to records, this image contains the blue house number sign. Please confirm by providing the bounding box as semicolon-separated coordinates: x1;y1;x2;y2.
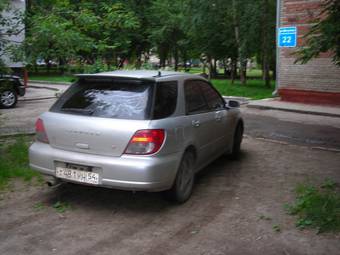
278;27;297;47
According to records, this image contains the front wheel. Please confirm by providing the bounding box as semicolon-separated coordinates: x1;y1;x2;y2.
164;151;195;203
0;89;17;108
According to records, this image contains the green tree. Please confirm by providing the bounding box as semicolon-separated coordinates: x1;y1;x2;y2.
257;0;276;87
0;0;24;73
187;0;237;78
24;0;140;70
124;0;153;68
295;0;340;66
148;0;188;70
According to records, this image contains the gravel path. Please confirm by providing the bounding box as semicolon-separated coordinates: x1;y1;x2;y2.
1;137;339;255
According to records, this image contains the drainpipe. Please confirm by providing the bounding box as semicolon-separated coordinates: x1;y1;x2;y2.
273;0;281;97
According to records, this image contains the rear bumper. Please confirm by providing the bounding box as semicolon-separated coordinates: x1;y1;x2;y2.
29;142;181;191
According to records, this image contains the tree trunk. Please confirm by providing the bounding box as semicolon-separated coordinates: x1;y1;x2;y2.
207;56;213;80
174;47;179;71
159;44;168;68
213;59;217;76
231;58;237;84
239;59;247;85
232;0;246;85
59;58;65;75
45;59;51;74
135;49;142;69
272;63;276;80
262;0;271;87
222;59;228;77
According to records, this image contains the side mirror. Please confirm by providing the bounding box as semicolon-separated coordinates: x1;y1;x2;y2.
227;100;240;108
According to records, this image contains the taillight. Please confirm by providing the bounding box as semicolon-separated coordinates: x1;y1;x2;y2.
124;129;165;155
35;118;49;143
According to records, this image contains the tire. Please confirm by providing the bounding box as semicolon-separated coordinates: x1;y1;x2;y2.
230;123;244;159
0;89;18;108
164;151;195;203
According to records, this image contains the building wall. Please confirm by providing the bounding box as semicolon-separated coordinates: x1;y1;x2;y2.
278;0;340;105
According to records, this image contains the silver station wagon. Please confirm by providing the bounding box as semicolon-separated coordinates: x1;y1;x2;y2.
29;70;243;203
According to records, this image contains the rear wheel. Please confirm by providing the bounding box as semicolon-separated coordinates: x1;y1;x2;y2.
230;123;243;159
0;89;17;108
164;151;195;203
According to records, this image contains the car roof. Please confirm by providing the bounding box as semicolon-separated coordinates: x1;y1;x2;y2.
76;70;203;80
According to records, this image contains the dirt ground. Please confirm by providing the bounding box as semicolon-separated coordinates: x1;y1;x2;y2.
0;136;339;255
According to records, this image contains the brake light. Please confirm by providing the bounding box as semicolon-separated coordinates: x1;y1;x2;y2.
35;118;49;143
124;129;165;155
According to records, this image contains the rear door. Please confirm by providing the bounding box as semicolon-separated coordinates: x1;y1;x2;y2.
45;78;154;157
183;80;216;167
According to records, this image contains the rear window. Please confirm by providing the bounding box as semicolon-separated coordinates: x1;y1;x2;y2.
51;79;154;120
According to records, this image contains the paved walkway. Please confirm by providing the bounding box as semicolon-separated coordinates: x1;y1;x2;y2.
1;81;340;137
25;81;340;119
247;98;340;118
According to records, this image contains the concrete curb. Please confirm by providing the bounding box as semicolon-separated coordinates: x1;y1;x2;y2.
18;85;59;101
18;96;56;102
27;85;59;91
0;131;35;138
29;80;72;86
247;104;340;118
223;96;250;105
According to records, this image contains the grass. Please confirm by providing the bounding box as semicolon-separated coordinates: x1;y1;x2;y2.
212;79;275;99
286;180;340;233
28;68;275;99
33;201;71;213
29;74;76;83
0;137;42;189
53;201;71;213
183;67;270;77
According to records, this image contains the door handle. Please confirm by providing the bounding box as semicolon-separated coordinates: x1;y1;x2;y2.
192;120;200;127
215;112;222;121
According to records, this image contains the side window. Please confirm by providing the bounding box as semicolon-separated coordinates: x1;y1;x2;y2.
184;81;209;114
153;81;178;119
199;81;225;110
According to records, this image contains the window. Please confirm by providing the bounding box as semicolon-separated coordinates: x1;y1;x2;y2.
51;79;154;120
198;81;225;110
153;81;178;119
184;81;209;114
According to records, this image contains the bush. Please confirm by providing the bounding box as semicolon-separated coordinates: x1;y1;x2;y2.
286;180;340;233
83;60;114;74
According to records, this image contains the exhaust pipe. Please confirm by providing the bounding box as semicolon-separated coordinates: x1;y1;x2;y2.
44;175;61;187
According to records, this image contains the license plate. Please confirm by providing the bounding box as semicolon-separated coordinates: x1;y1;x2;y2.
56;167;99;185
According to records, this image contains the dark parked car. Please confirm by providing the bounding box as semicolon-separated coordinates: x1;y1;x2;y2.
0;74;26;108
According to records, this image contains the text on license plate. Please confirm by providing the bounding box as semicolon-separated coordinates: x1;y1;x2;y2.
56;167;99;185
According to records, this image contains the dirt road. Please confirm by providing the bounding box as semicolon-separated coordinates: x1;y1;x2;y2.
1;137;339;255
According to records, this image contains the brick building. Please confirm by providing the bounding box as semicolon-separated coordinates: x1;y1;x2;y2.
277;0;340;105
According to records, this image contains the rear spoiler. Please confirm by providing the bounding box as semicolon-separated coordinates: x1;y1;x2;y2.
75;74;155;83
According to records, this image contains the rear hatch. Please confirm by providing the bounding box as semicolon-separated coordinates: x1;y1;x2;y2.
44;77;154;157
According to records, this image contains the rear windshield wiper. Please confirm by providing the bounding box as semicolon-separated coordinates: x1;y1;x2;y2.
61;108;94;115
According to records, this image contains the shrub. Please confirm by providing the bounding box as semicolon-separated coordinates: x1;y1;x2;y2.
286;180;340;233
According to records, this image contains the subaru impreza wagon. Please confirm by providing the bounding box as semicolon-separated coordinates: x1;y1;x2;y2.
29;70;243;203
